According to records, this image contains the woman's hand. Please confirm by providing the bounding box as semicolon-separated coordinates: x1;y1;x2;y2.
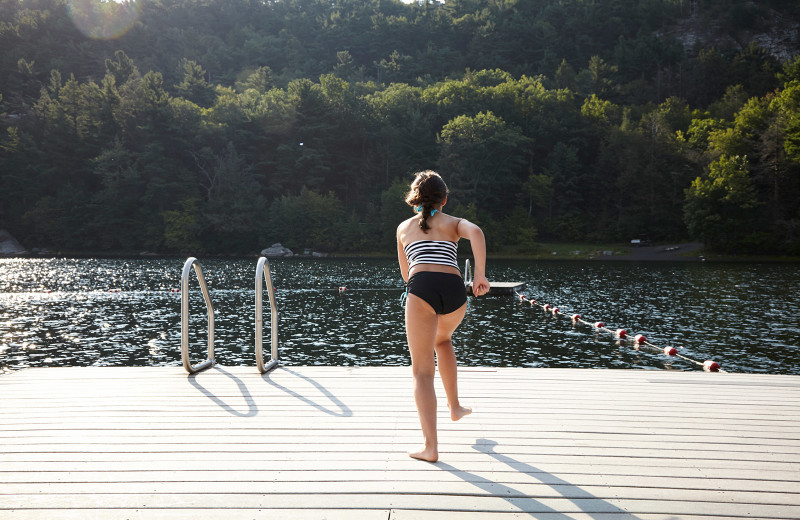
471;274;490;297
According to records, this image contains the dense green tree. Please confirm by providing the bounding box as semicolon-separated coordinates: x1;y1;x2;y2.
501;207;538;252
380;176;414;245
91;139;148;250
163;198;204;253
269;187;345;252
174;59;217;108
684;155;761;251
438;110;531;216
195;141;266;252
234;66;273;94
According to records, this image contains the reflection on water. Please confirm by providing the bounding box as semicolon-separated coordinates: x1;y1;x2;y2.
1;257;798;374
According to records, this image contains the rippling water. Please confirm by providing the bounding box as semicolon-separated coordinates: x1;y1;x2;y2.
1;257;798;374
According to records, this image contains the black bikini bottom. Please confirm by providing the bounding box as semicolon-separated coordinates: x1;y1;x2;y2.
406;271;467;315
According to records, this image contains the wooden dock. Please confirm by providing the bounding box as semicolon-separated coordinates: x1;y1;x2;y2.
2;366;799;519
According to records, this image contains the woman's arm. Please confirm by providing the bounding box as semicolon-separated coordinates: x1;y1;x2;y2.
397;228;410;283
457;220;490;296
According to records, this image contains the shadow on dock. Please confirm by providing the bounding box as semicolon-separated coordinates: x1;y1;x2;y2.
188;365;353;418
262;366;353;417
188;365;258;417
436;438;640;519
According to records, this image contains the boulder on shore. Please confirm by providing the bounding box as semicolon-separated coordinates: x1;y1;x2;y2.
0;229;27;255
260;243;293;257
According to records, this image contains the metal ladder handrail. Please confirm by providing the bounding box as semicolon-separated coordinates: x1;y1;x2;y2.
180;257;215;374
255;256;280;374
465;259;473;285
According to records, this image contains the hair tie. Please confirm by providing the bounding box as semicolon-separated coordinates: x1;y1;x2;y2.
416;205;439;216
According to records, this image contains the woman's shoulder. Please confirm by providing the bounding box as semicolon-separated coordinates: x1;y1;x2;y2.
396;217;419;242
397;216;416;232
434;213;462;241
442;213;466;228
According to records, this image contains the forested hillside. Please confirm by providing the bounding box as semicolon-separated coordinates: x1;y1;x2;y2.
1;0;799;255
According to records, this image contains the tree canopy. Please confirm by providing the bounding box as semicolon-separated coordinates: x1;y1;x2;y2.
1;0;799;255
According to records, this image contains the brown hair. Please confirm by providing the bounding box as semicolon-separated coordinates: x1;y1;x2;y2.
405;170;448;232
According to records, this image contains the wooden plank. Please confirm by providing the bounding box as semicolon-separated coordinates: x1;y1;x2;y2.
391;513;793;520
1;456;797;475
3;479;800;500
3;431;798;450
0;459;793;475
1;365;799;520
3;494;800;517
1;442;797;462
2;471;799;493
3;417;799;434
1;510;390;520
4;399;799;415
0;512;786;520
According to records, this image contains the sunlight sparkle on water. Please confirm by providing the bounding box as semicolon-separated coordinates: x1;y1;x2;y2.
1;258;798;374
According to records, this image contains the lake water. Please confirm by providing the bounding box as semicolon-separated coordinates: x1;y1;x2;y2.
1;257;798;375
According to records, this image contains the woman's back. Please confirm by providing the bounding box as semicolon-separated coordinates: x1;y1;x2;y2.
397;212;461;247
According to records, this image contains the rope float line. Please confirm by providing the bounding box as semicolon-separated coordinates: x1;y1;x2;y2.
338;286;421;294
46;286;403;295
515;292;723;373
37;289;182;293
45;279;719;372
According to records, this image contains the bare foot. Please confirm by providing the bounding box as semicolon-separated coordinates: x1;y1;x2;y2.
408;445;438;462
449;404;472;422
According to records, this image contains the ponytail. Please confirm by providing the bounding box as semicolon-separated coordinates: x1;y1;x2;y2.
417;205;437;232
405;170;448;234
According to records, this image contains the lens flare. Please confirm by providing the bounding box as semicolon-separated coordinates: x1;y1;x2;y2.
68;0;141;40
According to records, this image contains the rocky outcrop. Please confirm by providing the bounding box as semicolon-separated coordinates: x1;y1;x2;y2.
664;6;799;63
0;229;27;255
260;243;293;257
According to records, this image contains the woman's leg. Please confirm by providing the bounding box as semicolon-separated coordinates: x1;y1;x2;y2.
434;303;472;421
405;293;439;462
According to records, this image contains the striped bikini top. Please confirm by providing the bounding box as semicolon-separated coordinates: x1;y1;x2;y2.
404;240;459;270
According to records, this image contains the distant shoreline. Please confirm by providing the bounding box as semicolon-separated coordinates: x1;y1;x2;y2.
594;242;705;261
3;242;799;262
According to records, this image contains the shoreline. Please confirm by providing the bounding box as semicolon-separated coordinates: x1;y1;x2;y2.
2;242;799;262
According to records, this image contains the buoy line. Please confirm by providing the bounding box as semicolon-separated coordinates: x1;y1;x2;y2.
336;286;405;294
515;291;723;373
34;289;183;294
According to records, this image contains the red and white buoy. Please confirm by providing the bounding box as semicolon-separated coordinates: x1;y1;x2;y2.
594;321;605;328
544;304;551;311
571;314;581;322
664;346;678;356
530;299;537;305
338;286;347;294
634;334;647;344
552;307;560;315
170;288;180;293
519;294;527;302
616;329;627;339
703;360;720;372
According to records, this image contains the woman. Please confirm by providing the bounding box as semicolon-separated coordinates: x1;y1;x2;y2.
396;170;490;462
